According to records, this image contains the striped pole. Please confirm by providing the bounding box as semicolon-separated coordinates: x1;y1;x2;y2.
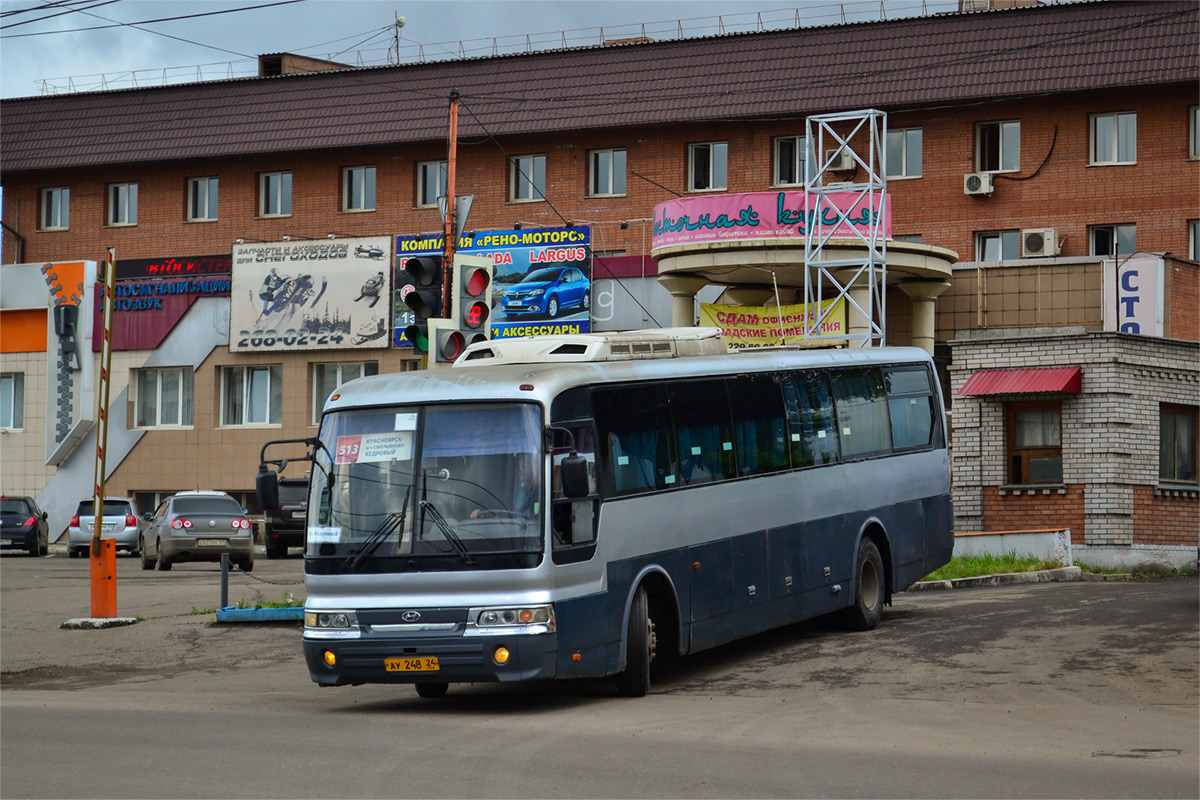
90;248;118;617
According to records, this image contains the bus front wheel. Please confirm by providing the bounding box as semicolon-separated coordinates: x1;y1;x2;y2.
839;538;885;632
615;586;655;697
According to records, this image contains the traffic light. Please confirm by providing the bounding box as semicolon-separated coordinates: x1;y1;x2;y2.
399;255;444;353
451;254;494;341
429;318;467;363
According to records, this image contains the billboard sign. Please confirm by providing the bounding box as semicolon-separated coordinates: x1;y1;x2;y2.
395;226;591;342
699;299;847;348
231;237;392;352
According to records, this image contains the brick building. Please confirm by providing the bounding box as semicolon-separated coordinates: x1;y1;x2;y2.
1;0;1197;562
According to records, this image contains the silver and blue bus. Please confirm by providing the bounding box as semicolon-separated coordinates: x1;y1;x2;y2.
262;329;952;698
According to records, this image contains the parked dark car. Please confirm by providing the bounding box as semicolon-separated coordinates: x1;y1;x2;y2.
141;491;254;571
264;478;307;558
0;496;49;556
501;267;590;318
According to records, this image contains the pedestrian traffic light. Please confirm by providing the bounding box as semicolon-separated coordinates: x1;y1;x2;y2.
429;318;467;363
451;254;494;341
399;255;444;353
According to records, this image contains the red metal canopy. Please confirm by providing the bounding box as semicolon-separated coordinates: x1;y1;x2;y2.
958;366;1082;396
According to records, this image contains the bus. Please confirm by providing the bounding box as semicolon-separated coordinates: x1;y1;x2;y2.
258;328;953;698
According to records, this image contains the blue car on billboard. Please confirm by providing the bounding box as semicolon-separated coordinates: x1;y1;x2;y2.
501;267;590;318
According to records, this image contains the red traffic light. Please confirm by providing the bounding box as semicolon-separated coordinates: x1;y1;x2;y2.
437;329;466;362
463;300;489;330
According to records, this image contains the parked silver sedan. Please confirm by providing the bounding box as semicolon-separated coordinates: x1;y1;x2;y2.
140;491;254;572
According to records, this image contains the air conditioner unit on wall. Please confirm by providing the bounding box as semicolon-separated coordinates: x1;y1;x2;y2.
963;172;994;196
825;148;854;171
1022;228;1059;258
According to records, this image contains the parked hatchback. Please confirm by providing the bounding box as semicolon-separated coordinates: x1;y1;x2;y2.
0;496;49;556
141;491;254;572
68;497;145;558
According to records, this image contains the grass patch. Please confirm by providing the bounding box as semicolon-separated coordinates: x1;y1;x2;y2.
234;590;303;610
191;606;217;615
922;552;1063;581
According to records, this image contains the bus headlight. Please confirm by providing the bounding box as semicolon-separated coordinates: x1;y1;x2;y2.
468;605;554;635
304;609;361;639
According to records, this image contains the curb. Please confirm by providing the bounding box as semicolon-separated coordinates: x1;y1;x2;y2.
215;606;303;623
908;565;1083;591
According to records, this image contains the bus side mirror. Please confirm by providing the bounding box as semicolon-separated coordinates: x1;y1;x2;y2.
560;454;589;499
256;469;279;511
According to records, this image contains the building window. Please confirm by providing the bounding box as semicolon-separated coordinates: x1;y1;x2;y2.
221;365;282;426
107;182;137;226
135;367;194;428
886;127;923;178
894;234;923;243
0;372;24;429
589;148;626;197
774;136;811;186
41;187;69;230
977;120;1020;173
416;161;447;208
1090;111;1136;165
510;154;546;202
1160;405;1198;484
313;361;378;423
343;166;376;212
689;142;727;191
1190;106;1199;159
259;172;291;217
1090;224;1137;257
1190;220;1199;261
1008;401;1062;484
976;230;1020;261
187;177;218;221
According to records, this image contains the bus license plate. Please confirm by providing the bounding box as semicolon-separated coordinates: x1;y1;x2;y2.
196;538;226;546
385;656;439;672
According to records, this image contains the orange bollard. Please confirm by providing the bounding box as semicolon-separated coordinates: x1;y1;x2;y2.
90;538;117;618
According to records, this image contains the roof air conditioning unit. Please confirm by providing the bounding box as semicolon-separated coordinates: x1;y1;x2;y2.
825;148;854;171
1022;228;1059;258
964;172;994;196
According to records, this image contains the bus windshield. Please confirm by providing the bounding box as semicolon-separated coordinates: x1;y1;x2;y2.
307;402;544;569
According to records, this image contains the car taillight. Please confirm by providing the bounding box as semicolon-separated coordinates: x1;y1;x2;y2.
172;519;194;530
125;514;136;527
231;519;251;530
70;515;80;527
23;516;37;527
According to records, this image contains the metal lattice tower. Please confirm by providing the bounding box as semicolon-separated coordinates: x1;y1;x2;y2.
803;109;888;348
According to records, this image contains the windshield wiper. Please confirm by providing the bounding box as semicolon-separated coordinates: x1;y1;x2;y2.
343;485;411;571
419;500;476;566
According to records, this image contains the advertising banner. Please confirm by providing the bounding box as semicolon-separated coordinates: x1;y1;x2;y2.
1103;255;1164;337
395;226;591;343
653;191;891;250
113;254;231;281
231;237;391;352
699;299;847;348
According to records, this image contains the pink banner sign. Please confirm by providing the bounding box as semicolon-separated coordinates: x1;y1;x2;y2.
652;191;890;250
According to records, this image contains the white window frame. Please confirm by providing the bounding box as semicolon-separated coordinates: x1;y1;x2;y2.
1190;220;1199;261
773;136;811;187
1189;106;1199;159
107;182;137;226
221;365;282;427
1;372;24;430
886;127;923;179
41;187;69;230
1090;111;1137;166
688;141;728;191
134;367;194;428
588;148;626;197
976;120;1020;173
976;230;1020;262
417;161;447;208
259;171;292;217
313;361;378;423
1089;224;1137;257
343;165;376;212
187;177;218;221
510;154;546;203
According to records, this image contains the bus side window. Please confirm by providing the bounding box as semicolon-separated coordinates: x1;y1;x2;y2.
831;367;892;458
884;366;937;450
783;371;841;467
668;380;736;486
594;384;675;495
729;373;790;475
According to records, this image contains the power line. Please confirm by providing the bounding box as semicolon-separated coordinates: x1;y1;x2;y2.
1;0;120;27
2;0;308;37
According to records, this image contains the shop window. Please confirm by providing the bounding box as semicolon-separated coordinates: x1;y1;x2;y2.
1008;400;1062;484
688;141;727;191
1159;404;1198;484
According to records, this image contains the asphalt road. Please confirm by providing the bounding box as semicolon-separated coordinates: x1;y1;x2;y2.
1;553;1196;799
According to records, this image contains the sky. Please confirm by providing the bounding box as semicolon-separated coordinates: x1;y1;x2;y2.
0;0;962;99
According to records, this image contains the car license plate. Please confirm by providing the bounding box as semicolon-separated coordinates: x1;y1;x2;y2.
103;522;118;532
385;656;439;672
196;538;227;546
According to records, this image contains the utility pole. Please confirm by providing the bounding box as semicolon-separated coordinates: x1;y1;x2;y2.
441;89;460;317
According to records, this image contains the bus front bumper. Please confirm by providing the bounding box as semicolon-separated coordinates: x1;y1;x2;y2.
303;633;558;686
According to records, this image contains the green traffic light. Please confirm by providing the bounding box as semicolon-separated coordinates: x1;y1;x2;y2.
404;323;429;354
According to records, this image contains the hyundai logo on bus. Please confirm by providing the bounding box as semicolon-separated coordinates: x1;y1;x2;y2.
401;611;421;622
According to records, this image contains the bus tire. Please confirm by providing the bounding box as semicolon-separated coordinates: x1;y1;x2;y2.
415;682;448;698
839;538;885;632
615;586;654;697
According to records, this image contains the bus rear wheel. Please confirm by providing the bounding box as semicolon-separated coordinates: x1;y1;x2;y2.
839;538;885;631
615;586;655;697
